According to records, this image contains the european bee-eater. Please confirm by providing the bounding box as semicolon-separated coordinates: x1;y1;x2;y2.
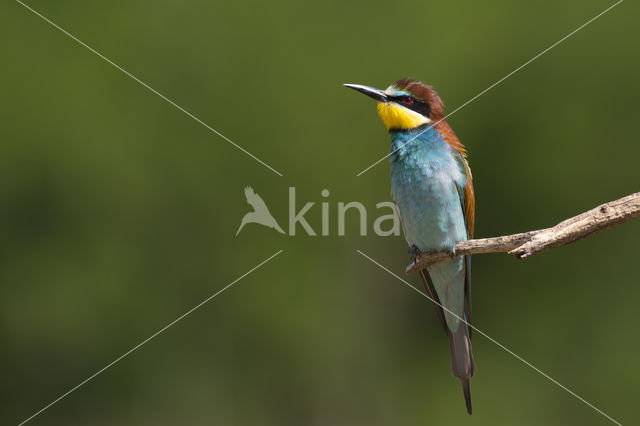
345;78;476;414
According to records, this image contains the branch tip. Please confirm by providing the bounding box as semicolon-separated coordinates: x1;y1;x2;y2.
406;192;640;274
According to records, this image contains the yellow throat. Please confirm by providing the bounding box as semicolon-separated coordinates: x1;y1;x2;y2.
377;102;429;130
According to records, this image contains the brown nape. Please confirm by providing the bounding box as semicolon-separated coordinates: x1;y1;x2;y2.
392;78;445;119
392;78;467;157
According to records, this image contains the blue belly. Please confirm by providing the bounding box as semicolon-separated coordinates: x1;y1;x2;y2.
389;126;468;251
389;126;469;332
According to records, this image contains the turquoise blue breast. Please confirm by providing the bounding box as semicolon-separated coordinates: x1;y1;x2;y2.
389;125;468;251
389;125;470;332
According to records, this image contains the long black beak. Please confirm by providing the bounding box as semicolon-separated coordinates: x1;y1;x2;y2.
343;84;388;102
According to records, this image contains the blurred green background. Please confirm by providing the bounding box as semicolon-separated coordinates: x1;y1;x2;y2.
2;0;638;424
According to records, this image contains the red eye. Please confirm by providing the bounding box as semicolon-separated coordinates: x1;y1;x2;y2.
403;96;414;105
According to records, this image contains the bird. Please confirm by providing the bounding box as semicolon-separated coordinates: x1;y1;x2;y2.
236;186;285;235
345;78;476;414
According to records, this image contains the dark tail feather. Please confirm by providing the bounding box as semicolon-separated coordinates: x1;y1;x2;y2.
419;269;448;333
461;378;472;415
421;268;476;414
449;324;475;415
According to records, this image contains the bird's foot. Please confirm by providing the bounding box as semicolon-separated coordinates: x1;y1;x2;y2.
409;245;422;262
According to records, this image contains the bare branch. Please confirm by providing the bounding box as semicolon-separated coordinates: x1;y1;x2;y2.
406;192;640;275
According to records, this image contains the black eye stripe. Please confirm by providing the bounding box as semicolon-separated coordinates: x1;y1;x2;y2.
392;96;431;118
